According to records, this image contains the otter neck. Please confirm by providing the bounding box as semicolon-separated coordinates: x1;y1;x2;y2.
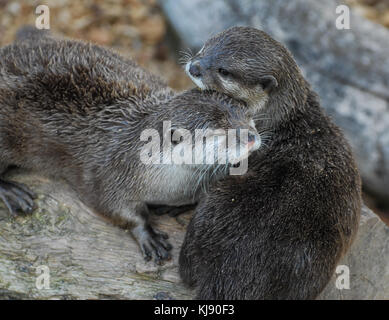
253;73;310;129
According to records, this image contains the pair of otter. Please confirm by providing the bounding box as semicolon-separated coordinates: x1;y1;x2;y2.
0;26;361;299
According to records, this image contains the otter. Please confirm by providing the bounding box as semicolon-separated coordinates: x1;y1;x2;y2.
179;26;362;299
0;28;260;264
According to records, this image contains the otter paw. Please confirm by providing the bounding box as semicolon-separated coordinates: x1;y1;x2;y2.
0;180;37;215
139;236;172;265
134;225;173;264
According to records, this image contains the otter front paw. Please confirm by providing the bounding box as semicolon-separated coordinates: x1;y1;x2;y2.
0;180;37;215
133;224;173;264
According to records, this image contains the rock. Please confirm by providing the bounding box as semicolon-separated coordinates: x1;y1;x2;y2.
158;0;389;204
318;205;389;299
0;170;387;299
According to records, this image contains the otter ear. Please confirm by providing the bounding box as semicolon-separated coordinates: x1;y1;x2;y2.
258;75;278;92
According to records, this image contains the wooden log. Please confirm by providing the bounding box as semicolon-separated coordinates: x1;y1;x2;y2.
0;169;193;300
0;170;387;299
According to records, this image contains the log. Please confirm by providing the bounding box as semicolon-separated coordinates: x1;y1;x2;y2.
159;0;389;205
0;169;193;300
0;170;388;299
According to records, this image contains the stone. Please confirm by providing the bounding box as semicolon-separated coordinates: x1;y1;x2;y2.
319;205;389;299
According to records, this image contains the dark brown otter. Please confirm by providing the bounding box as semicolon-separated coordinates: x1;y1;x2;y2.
180;26;362;299
0;28;260;264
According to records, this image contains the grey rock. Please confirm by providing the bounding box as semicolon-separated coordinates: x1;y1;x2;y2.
318;204;389;299
159;0;389;203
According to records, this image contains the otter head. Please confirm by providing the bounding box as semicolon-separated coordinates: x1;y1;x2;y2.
137;89;261;201
143;89;261;178
184;26;303;117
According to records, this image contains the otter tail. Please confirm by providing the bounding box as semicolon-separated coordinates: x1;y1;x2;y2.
15;25;51;42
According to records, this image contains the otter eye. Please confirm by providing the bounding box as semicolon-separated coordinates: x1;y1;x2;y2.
171;129;184;145
218;68;231;77
171;130;178;145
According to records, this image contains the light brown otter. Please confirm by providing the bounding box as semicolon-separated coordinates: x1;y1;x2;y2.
180;26;362;299
0;28;260;264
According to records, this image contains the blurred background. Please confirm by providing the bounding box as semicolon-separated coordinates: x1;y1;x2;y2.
0;0;193;90
0;0;388;225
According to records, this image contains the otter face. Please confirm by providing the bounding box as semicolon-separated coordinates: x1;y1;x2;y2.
139;89;260;201
157;89;261;169
184;26;282;114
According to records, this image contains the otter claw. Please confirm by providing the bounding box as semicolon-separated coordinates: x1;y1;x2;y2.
140;244;153;262
134;224;173;264
0;180;36;215
149;226;173;252
140;238;172;264
149;237;171;262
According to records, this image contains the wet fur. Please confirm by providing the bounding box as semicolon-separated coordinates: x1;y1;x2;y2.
0;28;256;263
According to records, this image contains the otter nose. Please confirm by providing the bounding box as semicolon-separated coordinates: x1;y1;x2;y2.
189;61;202;78
248;132;256;143
248;131;261;150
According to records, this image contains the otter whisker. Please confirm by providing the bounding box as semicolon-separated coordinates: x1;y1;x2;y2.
178;48;193;66
193;165;209;200
253;115;272;122
209;164;221;182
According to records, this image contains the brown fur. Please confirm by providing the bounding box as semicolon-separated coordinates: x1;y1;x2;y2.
0;28;259;264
